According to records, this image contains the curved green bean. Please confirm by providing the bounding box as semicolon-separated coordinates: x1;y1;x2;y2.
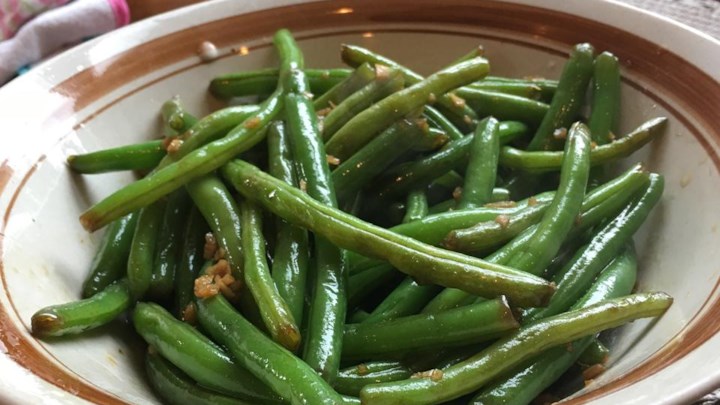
423;105;465;141
589;52;621;144
150;189;192;299
127;199;167;299
209;67;351;99
67;141;165;174
457;117;500;209
335;362;412;397
161;97;197;136
402;189;428;224
173;207;208;316
456;88;549;125
313;63;375;109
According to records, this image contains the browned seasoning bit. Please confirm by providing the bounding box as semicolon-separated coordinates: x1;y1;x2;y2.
583;364;607;381
452;186;463;201
213;247;226;261
327;155;341;166
356;364;369;376
484;200;517;209
299;179;308;193
375;64;391;80
243;116;261;129
590;141;598;150
448;93;466;108
553;127;568;140
494;214;510;229
182;302;197;324
194;275;219;298
206;259;231;277
316;107;333;117
411;369;444;382
203;232;218;260
166;138;184;154
427;92;437;104
463;115;473;125
528;196;538;206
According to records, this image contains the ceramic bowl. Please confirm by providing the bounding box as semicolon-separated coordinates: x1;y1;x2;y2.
1;0;719;403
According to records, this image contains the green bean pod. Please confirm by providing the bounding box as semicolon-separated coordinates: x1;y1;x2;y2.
524;174;664;322
457;117;500;209
457;88;550;125
209;68;352;99
363;277;441;324
360;292;672;405
578;339;611;367
173;207;209;316
267;121;309;325
504;122;591;276
81;212;138;298
332;118;432;203
127;199;167;299
146;350;254;405
470;246;638;405
196;295;347;405
375;121;528;201
68;141;165;174
321;66;405;140
423;105;465;141
588;52;621;145
335;362;412;397
402;189;429;224
31;279;131;337
471;81;543;99
150;190;192;299
133;302;281;402
240;200;301;351
344;298;518;359
326;56;489;160
347;263;402;310
161;97;197;136
313;63;376;109
222;160;555;307
481;76;558;100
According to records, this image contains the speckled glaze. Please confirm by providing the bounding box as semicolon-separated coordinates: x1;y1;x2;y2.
0;0;719;404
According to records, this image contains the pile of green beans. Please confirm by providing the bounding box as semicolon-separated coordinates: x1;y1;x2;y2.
31;30;672;405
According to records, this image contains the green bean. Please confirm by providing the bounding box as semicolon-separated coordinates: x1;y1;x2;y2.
457;117;500;209
363;277;441;324
196;295;347;405
240;199;301;351
423;105;464;141
589;52;621;144
326;56;489;160
31;279;131;337
527;43;595;151
127;199;167;299
348;263;403;310
426;187;513;214
145;350;254;405
402;189;428;223
133;302;280;402
173;207;208;317
456;88;549;125
524;174;664;322
335;362;412;397
479;76;558;100
222;160;555;307
503;117;666;173
67;141;165;174
332;119;432;203
186;175;244;281
267;121;309;325
209;67;352;99
161;97;197;136
471;81;542;99
504;122;590;276
322;66;405;140
578;339;611;366
79;93;280;232
340;44;479;131
451;45;485;65
471;246;638;405
150;190;192;299
81;212;138;298
344;298;518;359
313;64;376;109
375;121;529;200
360;292;672;404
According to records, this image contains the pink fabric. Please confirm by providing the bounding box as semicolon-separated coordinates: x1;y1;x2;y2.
106;0;129;27
0;0;70;40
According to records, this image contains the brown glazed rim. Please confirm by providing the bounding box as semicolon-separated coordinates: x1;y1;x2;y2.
1;0;719;403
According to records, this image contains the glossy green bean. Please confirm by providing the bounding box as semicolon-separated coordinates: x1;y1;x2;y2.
456;88;549;125
161;97;197;136
173;207;208;317
471;81;542;99
67;141;165;174
326;56;489;160
240;200;301;351
31;279;131;337
267;121;309;325
402;189;428;224
348;263;402;309
578;339;611;366
375;121;528;201
313;63;376;109
209;68;351;99
222;160;555;307
589;52;621;144
527;43;595;151
127;199;167;299
477;76;558;100
360;292;672;404
150;189;192;299
363;277;441;324
274;29;346;382
344;298;518;359
145;350;254;405
504;122;591;276
196;295;347;405
133;302;280;402
321;67;405;140
457;117;500;209
340;44;478;132
524;174;664;322
332;118;432;203
471;246;638;405
81;212;138;298
423;105;465;141
335;362;412;397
